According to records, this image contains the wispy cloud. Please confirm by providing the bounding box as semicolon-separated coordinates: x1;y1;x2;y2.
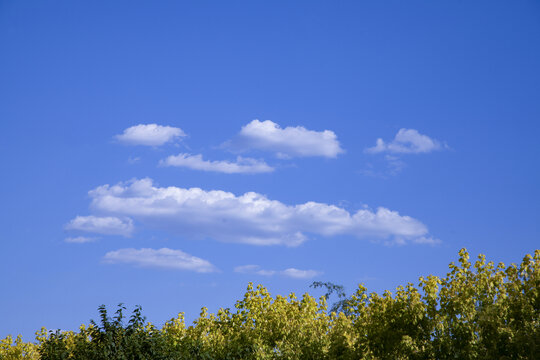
281;268;321;279
359;159;407;178
365;129;443;154
84;178;432;246
127;156;141;164
234;265;276;276
115;124;186;146
64;236;99;243
361;129;446;176
413;236;442;246
234;264;321;279
103;248;217;273
65;216;133;237
385;155;407;175
226;120;344;158
160;153;274;174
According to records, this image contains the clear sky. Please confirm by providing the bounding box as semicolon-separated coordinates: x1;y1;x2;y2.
1;0;539;340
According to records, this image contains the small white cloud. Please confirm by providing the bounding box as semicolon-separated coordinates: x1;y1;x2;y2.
115;124;186;146
235;265;320;279
365;129;442;154
160;153;274;174
65;216;133;237
281;268;321;279
228;120;344;158
65;236;98;243
234;264;260;273
103;248;217;273
413;236;442;246
84;178;432;246
234;264;276;276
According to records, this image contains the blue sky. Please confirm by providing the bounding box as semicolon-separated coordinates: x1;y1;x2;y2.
1;0;539;340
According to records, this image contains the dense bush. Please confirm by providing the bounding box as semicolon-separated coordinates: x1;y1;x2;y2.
1;248;538;359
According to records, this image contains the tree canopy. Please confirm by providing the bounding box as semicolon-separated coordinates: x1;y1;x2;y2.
2;248;538;359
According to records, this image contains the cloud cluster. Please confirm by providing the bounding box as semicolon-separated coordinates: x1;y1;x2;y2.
229;120;344;158
65;216;133;237
234;264;321;279
115;124;186;146
64;123;441;277
103;248;217;273
366;129;442;154
160;153;274;174
80;178;429;246
115;120;343;176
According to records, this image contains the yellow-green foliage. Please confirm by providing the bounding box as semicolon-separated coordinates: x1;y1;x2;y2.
2;248;538;359
0;334;39;360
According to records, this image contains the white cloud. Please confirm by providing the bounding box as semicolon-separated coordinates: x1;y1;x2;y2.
228;120;344;158
65;236;98;243
84;178;431;246
281;268;321;279
103;248;217;273
413;236;442;246
160;153;274;174
65;216;133;237
234;265;276;276
115;124;186;146
234;264;260;273
234;264;321;279
365;129;442;154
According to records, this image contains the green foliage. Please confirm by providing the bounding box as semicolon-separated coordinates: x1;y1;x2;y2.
2;248;538;359
310;281;352;316
36;304;168;360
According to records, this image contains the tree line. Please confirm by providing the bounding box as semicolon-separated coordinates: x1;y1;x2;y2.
1;248;538;359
